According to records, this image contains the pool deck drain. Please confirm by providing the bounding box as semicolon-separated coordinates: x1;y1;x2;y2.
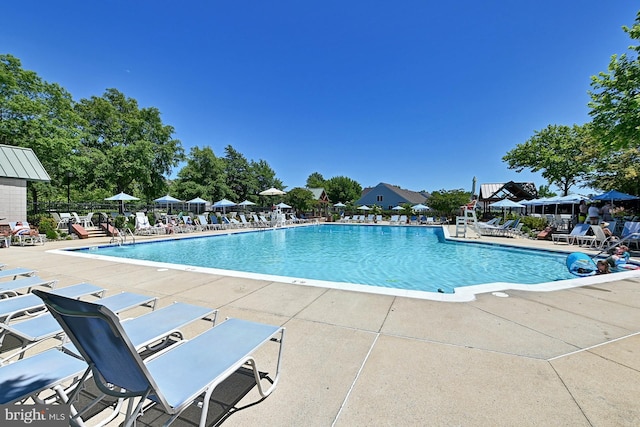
2;223;639;426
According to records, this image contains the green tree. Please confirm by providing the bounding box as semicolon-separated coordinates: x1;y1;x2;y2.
589;11;640;150
427;189;471;215
173;146;229;202
222;145;255;202
0;54;82;208
74;88;184;200
285;187;315;213
536;185;557;198
583;145;640;194
306;172;325;188
325;176;362;204
502;124;592;196
252;159;283;200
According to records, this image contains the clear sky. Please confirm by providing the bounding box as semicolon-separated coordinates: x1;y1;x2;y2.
2;2;637;194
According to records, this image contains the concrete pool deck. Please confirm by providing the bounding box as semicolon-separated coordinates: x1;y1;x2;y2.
2;224;639;426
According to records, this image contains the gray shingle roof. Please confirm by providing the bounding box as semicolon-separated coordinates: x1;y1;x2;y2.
0;144;51;182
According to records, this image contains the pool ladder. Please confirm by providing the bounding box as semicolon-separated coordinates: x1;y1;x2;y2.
110;228;136;246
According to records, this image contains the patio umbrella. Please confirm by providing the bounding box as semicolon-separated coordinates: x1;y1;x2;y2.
276;202;291;209
333;202;346;208
489;199;525;220
412;203;429;211
391;206;403;211
489;199;525;208
238;199;256;212
105;192;139;214
259;187;286;196
592;190;639;203
213;198;236;214
154;194;182;209
358;205;371;210
187;197;208;214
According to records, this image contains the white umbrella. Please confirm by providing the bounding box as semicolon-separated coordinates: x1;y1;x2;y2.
213;198;236;214
489;199;525;220
333;202;346;207
105;192;139;201
392;206;403;211
238;199;256;206
412;203;429;211
489;199;525;208
259;187;286;196
276;202;291;209
105;192;139;214
187;197;208;214
358;205;371;210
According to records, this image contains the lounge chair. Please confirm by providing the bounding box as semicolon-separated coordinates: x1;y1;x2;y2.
0;267;35;280
239;214;251;227
0;291;157;362
34;290;285;427
51;212;70;230
0;348;88;405
135;213;157;235
0;275;57;298
8;221;45;246
552;223;590;245
621;221;640;249
0;283;105;329
389;215;399;225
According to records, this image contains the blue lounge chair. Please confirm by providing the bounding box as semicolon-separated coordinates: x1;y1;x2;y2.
1;292;157;362
34;290;285;427
622;221;640;249
0;267;35;280
0;283;104;327
0;275;57;298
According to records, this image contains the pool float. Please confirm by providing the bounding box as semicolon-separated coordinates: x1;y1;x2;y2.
566;252;597;277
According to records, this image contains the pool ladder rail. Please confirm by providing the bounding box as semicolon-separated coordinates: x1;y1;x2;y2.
110;228;136;246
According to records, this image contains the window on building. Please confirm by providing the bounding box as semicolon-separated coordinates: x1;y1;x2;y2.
376;195;383;202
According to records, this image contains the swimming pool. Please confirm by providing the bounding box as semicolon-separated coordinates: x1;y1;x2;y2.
66;224;590;298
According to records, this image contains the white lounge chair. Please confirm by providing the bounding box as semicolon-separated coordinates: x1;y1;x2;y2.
552;223;590;245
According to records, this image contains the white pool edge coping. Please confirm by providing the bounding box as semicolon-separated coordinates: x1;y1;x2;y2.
47;225;640;302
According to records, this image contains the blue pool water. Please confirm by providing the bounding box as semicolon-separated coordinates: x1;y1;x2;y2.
74;224;577;293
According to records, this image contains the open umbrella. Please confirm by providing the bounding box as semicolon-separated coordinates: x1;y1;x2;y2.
489;199;525;208
358;205;371;210
333;202;346;208
154;194;183;217
412;203;429;211
391;206;403;211
592;190;639;203
105;192;139;214
259;187;286;196
187;197;208;214
489;199;525;220
276;202;291;209
238;199;256;213
213;198;236;214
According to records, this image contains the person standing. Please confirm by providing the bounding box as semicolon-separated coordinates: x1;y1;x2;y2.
578;200;588;223
587;203;601;225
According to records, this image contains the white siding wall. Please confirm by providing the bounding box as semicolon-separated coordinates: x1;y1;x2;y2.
0;178;27;222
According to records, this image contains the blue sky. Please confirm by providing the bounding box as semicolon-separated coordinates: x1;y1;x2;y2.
2;2;637;194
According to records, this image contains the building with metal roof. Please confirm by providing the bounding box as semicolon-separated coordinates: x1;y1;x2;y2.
0;144;51;222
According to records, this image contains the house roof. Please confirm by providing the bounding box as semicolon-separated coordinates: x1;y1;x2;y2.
307;187;329;202
0;145;51;182
479;181;537;201
361;183;429;204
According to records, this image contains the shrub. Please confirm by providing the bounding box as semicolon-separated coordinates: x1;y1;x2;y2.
38;216;59;240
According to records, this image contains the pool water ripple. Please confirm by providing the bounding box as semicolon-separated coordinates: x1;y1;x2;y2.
77;224;577;293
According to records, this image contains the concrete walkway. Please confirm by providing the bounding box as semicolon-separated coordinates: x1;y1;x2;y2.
1;225;639;426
